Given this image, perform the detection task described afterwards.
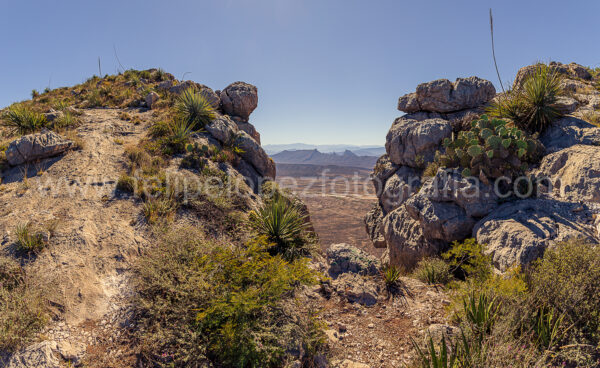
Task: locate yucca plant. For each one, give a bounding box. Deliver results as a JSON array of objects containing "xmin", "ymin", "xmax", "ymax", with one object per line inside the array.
[
  {"xmin": 1, "ymin": 105, "xmax": 47, "ymax": 135},
  {"xmin": 533, "ymin": 306, "xmax": 565, "ymax": 350},
  {"xmin": 411, "ymin": 334, "xmax": 458, "ymax": 368},
  {"xmin": 15, "ymin": 222, "xmax": 46, "ymax": 253},
  {"xmin": 248, "ymin": 193, "xmax": 309, "ymax": 261},
  {"xmin": 488, "ymin": 64, "xmax": 563, "ymax": 133},
  {"xmin": 463, "ymin": 292, "xmax": 499, "ymax": 337},
  {"xmin": 175, "ymin": 87, "xmax": 216, "ymax": 130}
]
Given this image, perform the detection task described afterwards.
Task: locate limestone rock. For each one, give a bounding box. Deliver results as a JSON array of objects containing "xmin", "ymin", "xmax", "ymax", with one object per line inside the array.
[
  {"xmin": 145, "ymin": 91, "xmax": 159, "ymax": 109},
  {"xmin": 514, "ymin": 62, "xmax": 593, "ymax": 89},
  {"xmin": 237, "ymin": 131, "xmax": 276, "ymax": 179},
  {"xmin": 385, "ymin": 117, "xmax": 452, "ymax": 167},
  {"xmin": 380, "ymin": 205, "xmax": 445, "ymax": 269},
  {"xmin": 427, "ymin": 324, "xmax": 462, "ymax": 342},
  {"xmin": 379, "ymin": 166, "xmax": 420, "ymax": 213},
  {"xmin": 536, "ymin": 145, "xmax": 600, "ymax": 203},
  {"xmin": 331, "ymin": 273, "xmax": 380, "ymax": 306},
  {"xmin": 4, "ymin": 341, "xmax": 60, "ymax": 368},
  {"xmin": 56, "ymin": 341, "xmax": 86, "ymax": 365},
  {"xmin": 555, "ymin": 96, "xmax": 579, "ymax": 114},
  {"xmin": 405, "ymin": 194, "xmax": 475, "ymax": 242},
  {"xmin": 540, "ymin": 116, "xmax": 600, "ymax": 153},
  {"xmin": 6, "ymin": 130, "xmax": 73, "ymax": 166},
  {"xmin": 364, "ymin": 203, "xmax": 387, "ymax": 248},
  {"xmin": 473, "ymin": 199, "xmax": 597, "ymax": 271},
  {"xmin": 205, "ymin": 114, "xmax": 238, "ymax": 144},
  {"xmin": 220, "ymin": 82, "xmax": 258, "ymax": 121},
  {"xmin": 398, "ymin": 77, "xmax": 495, "ymax": 113},
  {"xmin": 236, "ymin": 121, "xmax": 261, "ymax": 144},
  {"xmin": 326, "ymin": 243, "xmax": 380, "ymax": 278},
  {"xmin": 370, "ymin": 154, "xmax": 400, "ymax": 197}
]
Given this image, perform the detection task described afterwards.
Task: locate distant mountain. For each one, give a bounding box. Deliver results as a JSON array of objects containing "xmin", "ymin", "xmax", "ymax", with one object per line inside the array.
[
  {"xmin": 264, "ymin": 143, "xmax": 385, "ymax": 156},
  {"xmin": 271, "ymin": 149, "xmax": 378, "ymax": 169}
]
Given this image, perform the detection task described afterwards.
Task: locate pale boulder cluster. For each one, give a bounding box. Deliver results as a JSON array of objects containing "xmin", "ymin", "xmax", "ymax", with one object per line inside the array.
[{"xmin": 366, "ymin": 63, "xmax": 600, "ymax": 271}]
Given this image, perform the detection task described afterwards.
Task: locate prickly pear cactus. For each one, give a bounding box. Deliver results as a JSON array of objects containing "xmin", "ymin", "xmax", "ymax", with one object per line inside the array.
[{"xmin": 436, "ymin": 115, "xmax": 544, "ymax": 179}]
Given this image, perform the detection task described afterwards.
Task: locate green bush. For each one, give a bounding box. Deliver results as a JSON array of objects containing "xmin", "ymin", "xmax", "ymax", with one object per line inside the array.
[
  {"xmin": 488, "ymin": 64, "xmax": 563, "ymax": 133},
  {"xmin": 436, "ymin": 115, "xmax": 543, "ymax": 180},
  {"xmin": 529, "ymin": 240, "xmax": 600, "ymax": 343},
  {"xmin": 249, "ymin": 192, "xmax": 311, "ymax": 261},
  {"xmin": 1, "ymin": 104, "xmax": 47, "ymax": 135},
  {"xmin": 133, "ymin": 229, "xmax": 323, "ymax": 367},
  {"xmin": 413, "ymin": 258, "xmax": 452, "ymax": 285},
  {"xmin": 442, "ymin": 238, "xmax": 492, "ymax": 281},
  {"xmin": 174, "ymin": 87, "xmax": 216, "ymax": 130}
]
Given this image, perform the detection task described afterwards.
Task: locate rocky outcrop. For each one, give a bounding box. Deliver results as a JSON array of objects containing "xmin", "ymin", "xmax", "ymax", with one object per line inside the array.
[
  {"xmin": 379, "ymin": 166, "xmax": 420, "ymax": 213},
  {"xmin": 3, "ymin": 341, "xmax": 60, "ymax": 368},
  {"xmin": 326, "ymin": 243, "xmax": 380, "ymax": 278},
  {"xmin": 385, "ymin": 117, "xmax": 452, "ymax": 167},
  {"xmin": 364, "ymin": 204, "xmax": 386, "ymax": 248},
  {"xmin": 536, "ymin": 145, "xmax": 600, "ymax": 203},
  {"xmin": 220, "ymin": 82, "xmax": 258, "ymax": 122},
  {"xmin": 331, "ymin": 273, "xmax": 380, "ymax": 306},
  {"xmin": 380, "ymin": 205, "xmax": 445, "ymax": 269},
  {"xmin": 513, "ymin": 62, "xmax": 592, "ymax": 89},
  {"xmin": 473, "ymin": 199, "xmax": 597, "ymax": 271},
  {"xmin": 397, "ymin": 77, "xmax": 495, "ymax": 113},
  {"xmin": 237, "ymin": 131, "xmax": 276, "ymax": 179},
  {"xmin": 540, "ymin": 117, "xmax": 600, "ymax": 153},
  {"xmin": 6, "ymin": 130, "xmax": 73, "ymax": 166},
  {"xmin": 236, "ymin": 121, "xmax": 261, "ymax": 144},
  {"xmin": 145, "ymin": 91, "xmax": 159, "ymax": 109}
]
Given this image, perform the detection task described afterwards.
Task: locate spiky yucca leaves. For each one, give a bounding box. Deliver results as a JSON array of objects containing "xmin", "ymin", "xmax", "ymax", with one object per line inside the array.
[
  {"xmin": 175, "ymin": 87, "xmax": 216, "ymax": 130},
  {"xmin": 1, "ymin": 104, "xmax": 47, "ymax": 135},
  {"xmin": 249, "ymin": 193, "xmax": 310, "ymax": 261},
  {"xmin": 488, "ymin": 64, "xmax": 563, "ymax": 133},
  {"xmin": 411, "ymin": 333, "xmax": 458, "ymax": 368}
]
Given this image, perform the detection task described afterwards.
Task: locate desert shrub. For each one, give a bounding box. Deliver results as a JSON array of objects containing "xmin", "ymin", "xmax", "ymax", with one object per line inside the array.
[
  {"xmin": 15, "ymin": 222, "xmax": 46, "ymax": 253},
  {"xmin": 142, "ymin": 196, "xmax": 176, "ymax": 224},
  {"xmin": 0, "ymin": 256, "xmax": 48, "ymax": 352},
  {"xmin": 116, "ymin": 174, "xmax": 135, "ymax": 193},
  {"xmin": 163, "ymin": 118, "xmax": 196, "ymax": 154},
  {"xmin": 488, "ymin": 64, "xmax": 563, "ymax": 133},
  {"xmin": 149, "ymin": 120, "xmax": 171, "ymax": 138},
  {"xmin": 442, "ymin": 238, "xmax": 492, "ymax": 281},
  {"xmin": 411, "ymin": 333, "xmax": 457, "ymax": 368},
  {"xmin": 249, "ymin": 192, "xmax": 311, "ymax": 261},
  {"xmin": 435, "ymin": 115, "xmax": 544, "ymax": 180},
  {"xmin": 52, "ymin": 111, "xmax": 79, "ymax": 130},
  {"xmin": 413, "ymin": 258, "xmax": 452, "ymax": 285},
  {"xmin": 175, "ymin": 87, "xmax": 216, "ymax": 130},
  {"xmin": 1, "ymin": 104, "xmax": 47, "ymax": 135},
  {"xmin": 31, "ymin": 89, "xmax": 39, "ymax": 98},
  {"xmin": 529, "ymin": 239, "xmax": 600, "ymax": 343},
  {"xmin": 133, "ymin": 229, "xmax": 323, "ymax": 367}
]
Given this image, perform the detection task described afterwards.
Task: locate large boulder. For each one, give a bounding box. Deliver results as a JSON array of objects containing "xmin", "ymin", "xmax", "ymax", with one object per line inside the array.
[
  {"xmin": 418, "ymin": 169, "xmax": 498, "ymax": 218},
  {"xmin": 385, "ymin": 118, "xmax": 452, "ymax": 167},
  {"xmin": 379, "ymin": 166, "xmax": 420, "ymax": 213},
  {"xmin": 539, "ymin": 117, "xmax": 600, "ymax": 153},
  {"xmin": 236, "ymin": 121, "xmax": 261, "ymax": 144},
  {"xmin": 3, "ymin": 340, "xmax": 60, "ymax": 368},
  {"xmin": 6, "ymin": 130, "xmax": 73, "ymax": 166},
  {"xmin": 220, "ymin": 82, "xmax": 258, "ymax": 122},
  {"xmin": 237, "ymin": 131, "xmax": 276, "ymax": 179},
  {"xmin": 331, "ymin": 273, "xmax": 380, "ymax": 306},
  {"xmin": 380, "ymin": 205, "xmax": 445, "ymax": 269},
  {"xmin": 326, "ymin": 243, "xmax": 380, "ymax": 278},
  {"xmin": 398, "ymin": 77, "xmax": 496, "ymax": 113},
  {"xmin": 405, "ymin": 194, "xmax": 475, "ymax": 242},
  {"xmin": 205, "ymin": 114, "xmax": 239, "ymax": 144},
  {"xmin": 473, "ymin": 199, "xmax": 597, "ymax": 271},
  {"xmin": 364, "ymin": 203, "xmax": 386, "ymax": 248},
  {"xmin": 513, "ymin": 62, "xmax": 592, "ymax": 89},
  {"xmin": 536, "ymin": 145, "xmax": 600, "ymax": 203}
]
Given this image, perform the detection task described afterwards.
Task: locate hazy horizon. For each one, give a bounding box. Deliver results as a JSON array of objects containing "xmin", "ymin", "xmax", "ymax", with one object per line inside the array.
[{"xmin": 2, "ymin": 0, "xmax": 599, "ymax": 145}]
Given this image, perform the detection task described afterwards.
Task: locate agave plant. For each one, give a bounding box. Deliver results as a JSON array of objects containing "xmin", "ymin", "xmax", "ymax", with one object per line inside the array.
[
  {"xmin": 488, "ymin": 64, "xmax": 563, "ymax": 133},
  {"xmin": 411, "ymin": 333, "xmax": 458, "ymax": 368},
  {"xmin": 175, "ymin": 87, "xmax": 216, "ymax": 130},
  {"xmin": 463, "ymin": 292, "xmax": 499, "ymax": 337},
  {"xmin": 533, "ymin": 306, "xmax": 565, "ymax": 350},
  {"xmin": 1, "ymin": 104, "xmax": 47, "ymax": 135},
  {"xmin": 248, "ymin": 193, "xmax": 309, "ymax": 261}
]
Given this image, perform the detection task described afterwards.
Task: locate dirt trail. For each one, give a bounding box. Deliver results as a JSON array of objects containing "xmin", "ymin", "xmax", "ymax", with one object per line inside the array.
[{"xmin": 0, "ymin": 109, "xmax": 150, "ymax": 361}]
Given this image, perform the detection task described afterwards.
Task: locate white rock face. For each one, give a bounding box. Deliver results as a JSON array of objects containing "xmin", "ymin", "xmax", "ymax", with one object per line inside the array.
[{"xmin": 5, "ymin": 130, "xmax": 73, "ymax": 166}]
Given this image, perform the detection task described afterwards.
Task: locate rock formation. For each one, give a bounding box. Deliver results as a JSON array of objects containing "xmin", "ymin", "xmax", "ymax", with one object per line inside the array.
[{"xmin": 366, "ymin": 63, "xmax": 600, "ymax": 271}]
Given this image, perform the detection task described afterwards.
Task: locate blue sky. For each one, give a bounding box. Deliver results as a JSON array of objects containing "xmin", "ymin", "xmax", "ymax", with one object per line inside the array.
[{"xmin": 1, "ymin": 1, "xmax": 599, "ymax": 145}]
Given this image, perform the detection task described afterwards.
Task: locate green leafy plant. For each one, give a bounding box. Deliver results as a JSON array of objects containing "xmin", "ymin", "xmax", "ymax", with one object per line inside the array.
[
  {"xmin": 413, "ymin": 258, "xmax": 452, "ymax": 285},
  {"xmin": 488, "ymin": 64, "xmax": 563, "ymax": 133},
  {"xmin": 442, "ymin": 238, "xmax": 492, "ymax": 281},
  {"xmin": 174, "ymin": 87, "xmax": 216, "ymax": 130},
  {"xmin": 436, "ymin": 115, "xmax": 543, "ymax": 181},
  {"xmin": 533, "ymin": 306, "xmax": 565, "ymax": 350},
  {"xmin": 463, "ymin": 292, "xmax": 499, "ymax": 336},
  {"xmin": 165, "ymin": 118, "xmax": 196, "ymax": 154},
  {"xmin": 248, "ymin": 193, "xmax": 310, "ymax": 261},
  {"xmin": 1, "ymin": 104, "xmax": 47, "ymax": 135},
  {"xmin": 14, "ymin": 222, "xmax": 46, "ymax": 253},
  {"xmin": 52, "ymin": 111, "xmax": 79, "ymax": 130},
  {"xmin": 411, "ymin": 334, "xmax": 457, "ymax": 368}
]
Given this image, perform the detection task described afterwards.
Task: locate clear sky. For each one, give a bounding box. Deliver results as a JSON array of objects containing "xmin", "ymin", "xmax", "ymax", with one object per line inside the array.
[{"xmin": 1, "ymin": 1, "xmax": 599, "ymax": 145}]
